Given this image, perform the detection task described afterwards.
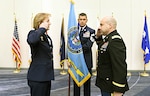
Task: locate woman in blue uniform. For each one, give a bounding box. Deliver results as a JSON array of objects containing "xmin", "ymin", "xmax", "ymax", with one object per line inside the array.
[{"xmin": 27, "ymin": 13, "xmax": 54, "ymax": 96}]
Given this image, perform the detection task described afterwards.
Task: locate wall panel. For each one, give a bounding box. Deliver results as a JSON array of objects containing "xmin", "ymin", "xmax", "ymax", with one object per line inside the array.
[{"xmin": 0, "ymin": 0, "xmax": 150, "ymax": 70}]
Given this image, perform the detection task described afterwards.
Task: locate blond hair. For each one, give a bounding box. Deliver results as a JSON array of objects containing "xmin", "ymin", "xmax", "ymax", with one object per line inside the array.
[{"xmin": 33, "ymin": 13, "xmax": 51, "ymax": 30}]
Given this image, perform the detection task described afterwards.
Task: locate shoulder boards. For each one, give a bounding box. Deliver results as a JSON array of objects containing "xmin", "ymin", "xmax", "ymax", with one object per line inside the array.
[{"xmin": 112, "ymin": 35, "xmax": 122, "ymax": 39}]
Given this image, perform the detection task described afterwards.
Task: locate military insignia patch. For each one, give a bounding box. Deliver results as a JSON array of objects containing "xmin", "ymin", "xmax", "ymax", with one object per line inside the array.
[
  {"xmin": 83, "ymin": 31, "xmax": 90, "ymax": 38},
  {"xmin": 102, "ymin": 42, "xmax": 109, "ymax": 49},
  {"xmin": 68, "ymin": 26, "xmax": 82, "ymax": 53},
  {"xmin": 40, "ymin": 36, "xmax": 44, "ymax": 41},
  {"xmin": 100, "ymin": 42, "xmax": 109, "ymax": 52}
]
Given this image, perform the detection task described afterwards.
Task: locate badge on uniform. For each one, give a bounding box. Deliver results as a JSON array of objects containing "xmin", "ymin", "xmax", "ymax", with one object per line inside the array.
[
  {"xmin": 100, "ymin": 42, "xmax": 109, "ymax": 52},
  {"xmin": 83, "ymin": 31, "xmax": 90, "ymax": 38},
  {"xmin": 102, "ymin": 42, "xmax": 109, "ymax": 49},
  {"xmin": 40, "ymin": 36, "xmax": 44, "ymax": 41}
]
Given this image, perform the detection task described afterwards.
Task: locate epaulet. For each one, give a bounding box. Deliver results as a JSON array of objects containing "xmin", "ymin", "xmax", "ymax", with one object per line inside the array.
[{"xmin": 112, "ymin": 35, "xmax": 122, "ymax": 39}]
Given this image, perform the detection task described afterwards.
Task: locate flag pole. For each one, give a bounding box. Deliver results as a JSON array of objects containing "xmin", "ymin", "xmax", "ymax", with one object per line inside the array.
[
  {"xmin": 28, "ymin": 13, "xmax": 34, "ymax": 65},
  {"xmin": 70, "ymin": 0, "xmax": 74, "ymax": 4},
  {"xmin": 93, "ymin": 16, "xmax": 99, "ymax": 76},
  {"xmin": 112, "ymin": 12, "xmax": 114, "ymax": 17},
  {"xmin": 60, "ymin": 60, "xmax": 67, "ymax": 75},
  {"xmin": 13, "ymin": 61, "xmax": 20, "ymax": 73},
  {"xmin": 67, "ymin": 1, "xmax": 74, "ymax": 95},
  {"xmin": 127, "ymin": 72, "xmax": 131, "ymax": 76},
  {"xmin": 60, "ymin": 14, "xmax": 67, "ymax": 75},
  {"xmin": 140, "ymin": 64, "xmax": 149, "ymax": 76},
  {"xmin": 92, "ymin": 50, "xmax": 98, "ymax": 76},
  {"xmin": 140, "ymin": 10, "xmax": 149, "ymax": 77},
  {"xmin": 68, "ymin": 72, "xmax": 71, "ymax": 96},
  {"xmin": 13, "ymin": 13, "xmax": 20, "ymax": 73},
  {"xmin": 66, "ymin": 59, "xmax": 71, "ymax": 96}
]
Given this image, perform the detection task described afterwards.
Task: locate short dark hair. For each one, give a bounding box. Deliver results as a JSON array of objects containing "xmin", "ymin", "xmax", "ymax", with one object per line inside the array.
[{"xmin": 79, "ymin": 13, "xmax": 87, "ymax": 17}]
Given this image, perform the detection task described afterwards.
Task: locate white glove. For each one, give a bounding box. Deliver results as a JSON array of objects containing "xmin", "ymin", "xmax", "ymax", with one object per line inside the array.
[{"xmin": 90, "ymin": 34, "xmax": 95, "ymax": 42}]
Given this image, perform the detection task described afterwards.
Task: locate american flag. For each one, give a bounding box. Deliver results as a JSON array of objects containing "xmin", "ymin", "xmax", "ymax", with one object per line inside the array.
[{"xmin": 12, "ymin": 19, "xmax": 21, "ymax": 69}]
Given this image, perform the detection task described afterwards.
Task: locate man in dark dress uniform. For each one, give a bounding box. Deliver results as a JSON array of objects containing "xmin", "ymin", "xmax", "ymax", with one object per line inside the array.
[{"xmin": 95, "ymin": 16, "xmax": 129, "ymax": 96}]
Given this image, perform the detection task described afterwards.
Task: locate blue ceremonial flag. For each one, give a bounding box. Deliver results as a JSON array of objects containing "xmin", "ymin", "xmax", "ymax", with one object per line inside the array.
[
  {"xmin": 142, "ymin": 15, "xmax": 150, "ymax": 64},
  {"xmin": 60, "ymin": 16, "xmax": 66, "ymax": 68},
  {"xmin": 67, "ymin": 1, "xmax": 91, "ymax": 87}
]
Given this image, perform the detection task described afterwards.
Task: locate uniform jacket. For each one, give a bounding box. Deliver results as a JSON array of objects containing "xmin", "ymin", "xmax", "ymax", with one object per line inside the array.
[
  {"xmin": 95, "ymin": 30, "xmax": 129, "ymax": 93},
  {"xmin": 79, "ymin": 26, "xmax": 95, "ymax": 69},
  {"xmin": 27, "ymin": 28, "xmax": 54, "ymax": 81}
]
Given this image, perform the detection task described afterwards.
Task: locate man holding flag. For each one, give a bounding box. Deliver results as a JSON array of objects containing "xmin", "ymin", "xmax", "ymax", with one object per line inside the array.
[{"xmin": 67, "ymin": 1, "xmax": 95, "ymax": 96}]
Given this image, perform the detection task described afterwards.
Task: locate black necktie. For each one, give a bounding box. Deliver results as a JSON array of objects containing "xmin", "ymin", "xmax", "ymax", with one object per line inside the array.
[
  {"xmin": 79, "ymin": 27, "xmax": 83, "ymax": 37},
  {"xmin": 81, "ymin": 27, "xmax": 84, "ymax": 32}
]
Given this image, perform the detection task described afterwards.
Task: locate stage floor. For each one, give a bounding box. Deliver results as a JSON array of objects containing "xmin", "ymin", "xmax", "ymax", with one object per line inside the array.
[{"xmin": 0, "ymin": 69, "xmax": 150, "ymax": 96}]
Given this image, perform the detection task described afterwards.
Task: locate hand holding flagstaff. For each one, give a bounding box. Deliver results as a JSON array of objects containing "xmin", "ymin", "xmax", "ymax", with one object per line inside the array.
[{"xmin": 66, "ymin": 59, "xmax": 71, "ymax": 68}]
